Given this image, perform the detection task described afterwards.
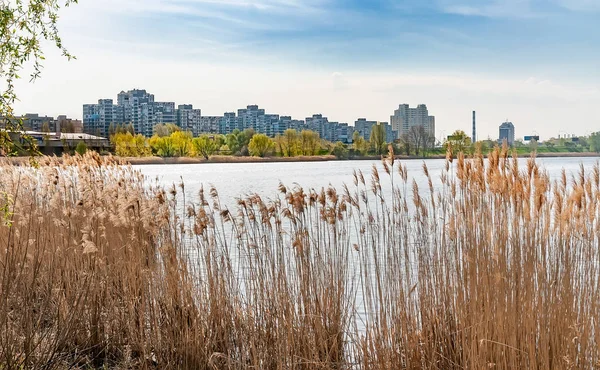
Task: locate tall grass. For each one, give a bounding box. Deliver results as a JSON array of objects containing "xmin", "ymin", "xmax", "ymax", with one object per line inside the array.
[{"xmin": 0, "ymin": 148, "xmax": 598, "ymax": 369}]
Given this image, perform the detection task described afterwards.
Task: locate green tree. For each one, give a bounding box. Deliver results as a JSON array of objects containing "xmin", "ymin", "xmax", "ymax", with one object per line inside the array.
[
  {"xmin": 193, "ymin": 135, "xmax": 218, "ymax": 159},
  {"xmin": 0, "ymin": 0, "xmax": 77, "ymax": 155},
  {"xmin": 276, "ymin": 128, "xmax": 299, "ymax": 157},
  {"xmin": 75, "ymin": 141, "xmax": 88, "ymax": 156},
  {"xmin": 589, "ymin": 132, "xmax": 600, "ymax": 153},
  {"xmin": 248, "ymin": 134, "xmax": 274, "ymax": 157},
  {"xmin": 370, "ymin": 124, "xmax": 387, "ymax": 155},
  {"xmin": 444, "ymin": 130, "xmax": 472, "ymax": 153},
  {"xmin": 149, "ymin": 136, "xmax": 176, "ymax": 157},
  {"xmin": 300, "ymin": 130, "xmax": 320, "ymax": 156},
  {"xmin": 331, "ymin": 141, "xmax": 348, "ymax": 159},
  {"xmin": 226, "ymin": 128, "xmax": 255, "ymax": 156},
  {"xmin": 352, "ymin": 131, "xmax": 368, "ymax": 156}
]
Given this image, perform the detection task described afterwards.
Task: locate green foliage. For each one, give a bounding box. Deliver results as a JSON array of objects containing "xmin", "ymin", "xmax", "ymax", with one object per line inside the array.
[
  {"xmin": 149, "ymin": 136, "xmax": 176, "ymax": 157},
  {"xmin": 248, "ymin": 134, "xmax": 274, "ymax": 157},
  {"xmin": 75, "ymin": 141, "xmax": 88, "ymax": 156},
  {"xmin": 275, "ymin": 129, "xmax": 299, "ymax": 157},
  {"xmin": 590, "ymin": 132, "xmax": 600, "ymax": 153},
  {"xmin": 300, "ymin": 130, "xmax": 320, "ymax": 156},
  {"xmin": 192, "ymin": 135, "xmax": 218, "ymax": 159},
  {"xmin": 370, "ymin": 124, "xmax": 387, "ymax": 155},
  {"xmin": 352, "ymin": 131, "xmax": 368, "ymax": 156},
  {"xmin": 444, "ymin": 130, "xmax": 472, "ymax": 153},
  {"xmin": 332, "ymin": 141, "xmax": 349, "ymax": 159},
  {"xmin": 0, "ymin": 0, "xmax": 78, "ymax": 155},
  {"xmin": 0, "ymin": 192, "xmax": 14, "ymax": 227},
  {"xmin": 226, "ymin": 128, "xmax": 255, "ymax": 155}
]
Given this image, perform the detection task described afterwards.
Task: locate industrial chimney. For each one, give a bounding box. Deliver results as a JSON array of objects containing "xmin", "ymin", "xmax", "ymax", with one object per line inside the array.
[{"xmin": 472, "ymin": 111, "xmax": 476, "ymax": 143}]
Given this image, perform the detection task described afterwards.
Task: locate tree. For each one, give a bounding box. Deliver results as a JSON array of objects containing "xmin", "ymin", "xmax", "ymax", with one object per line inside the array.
[
  {"xmin": 226, "ymin": 128, "xmax": 255, "ymax": 156},
  {"xmin": 444, "ymin": 130, "xmax": 472, "ymax": 153},
  {"xmin": 370, "ymin": 124, "xmax": 387, "ymax": 155},
  {"xmin": 75, "ymin": 141, "xmax": 88, "ymax": 156},
  {"xmin": 1, "ymin": 0, "xmax": 77, "ymax": 155},
  {"xmin": 589, "ymin": 132, "xmax": 600, "ymax": 153},
  {"xmin": 331, "ymin": 141, "xmax": 349, "ymax": 159},
  {"xmin": 529, "ymin": 139, "xmax": 538, "ymax": 152},
  {"xmin": 408, "ymin": 125, "xmax": 432, "ymax": 156},
  {"xmin": 154, "ymin": 123, "xmax": 180, "ymax": 137},
  {"xmin": 112, "ymin": 132, "xmax": 150, "ymax": 157},
  {"xmin": 277, "ymin": 129, "xmax": 299, "ymax": 157},
  {"xmin": 149, "ymin": 136, "xmax": 176, "ymax": 157},
  {"xmin": 170, "ymin": 131, "xmax": 192, "ymax": 157},
  {"xmin": 193, "ymin": 135, "xmax": 218, "ymax": 160},
  {"xmin": 248, "ymin": 134, "xmax": 274, "ymax": 157},
  {"xmin": 300, "ymin": 130, "xmax": 320, "ymax": 156},
  {"xmin": 352, "ymin": 131, "xmax": 368, "ymax": 156},
  {"xmin": 399, "ymin": 134, "xmax": 412, "ymax": 156}
]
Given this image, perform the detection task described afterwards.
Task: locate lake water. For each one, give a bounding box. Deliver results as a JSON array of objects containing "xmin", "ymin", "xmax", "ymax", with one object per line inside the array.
[{"xmin": 136, "ymin": 157, "xmax": 599, "ymax": 207}]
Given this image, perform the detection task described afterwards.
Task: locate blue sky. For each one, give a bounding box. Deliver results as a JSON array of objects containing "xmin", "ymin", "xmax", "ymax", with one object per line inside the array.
[{"xmin": 13, "ymin": 0, "xmax": 600, "ymax": 140}]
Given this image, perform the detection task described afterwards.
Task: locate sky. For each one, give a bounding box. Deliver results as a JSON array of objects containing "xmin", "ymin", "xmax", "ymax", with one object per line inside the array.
[{"xmin": 12, "ymin": 0, "xmax": 600, "ymax": 141}]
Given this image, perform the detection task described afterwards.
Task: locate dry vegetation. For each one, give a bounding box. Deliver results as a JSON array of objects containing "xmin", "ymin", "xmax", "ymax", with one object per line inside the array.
[{"xmin": 0, "ymin": 147, "xmax": 599, "ymax": 369}]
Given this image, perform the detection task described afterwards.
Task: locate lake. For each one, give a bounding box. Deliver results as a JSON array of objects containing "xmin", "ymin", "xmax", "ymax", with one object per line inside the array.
[{"xmin": 136, "ymin": 157, "xmax": 599, "ymax": 206}]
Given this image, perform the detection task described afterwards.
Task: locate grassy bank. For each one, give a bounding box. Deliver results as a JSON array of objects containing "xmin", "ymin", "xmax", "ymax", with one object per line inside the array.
[{"xmin": 1, "ymin": 150, "xmax": 599, "ymax": 368}]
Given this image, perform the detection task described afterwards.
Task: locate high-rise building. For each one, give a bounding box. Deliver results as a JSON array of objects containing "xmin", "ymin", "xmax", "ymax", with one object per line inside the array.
[
  {"xmin": 83, "ymin": 99, "xmax": 118, "ymax": 137},
  {"xmin": 306, "ymin": 114, "xmax": 329, "ymax": 138},
  {"xmin": 390, "ymin": 104, "xmax": 435, "ymax": 140},
  {"xmin": 219, "ymin": 112, "xmax": 237, "ymax": 135},
  {"xmin": 177, "ymin": 104, "xmax": 201, "ymax": 134},
  {"xmin": 198, "ymin": 116, "xmax": 224, "ymax": 135},
  {"xmin": 84, "ymin": 90, "xmax": 176, "ymax": 137},
  {"xmin": 499, "ymin": 121, "xmax": 515, "ymax": 146},
  {"xmin": 354, "ymin": 119, "xmax": 395, "ymax": 141}
]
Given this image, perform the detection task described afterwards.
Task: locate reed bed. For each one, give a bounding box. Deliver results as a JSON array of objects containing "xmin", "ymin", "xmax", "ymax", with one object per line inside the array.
[{"xmin": 0, "ymin": 148, "xmax": 598, "ymax": 369}]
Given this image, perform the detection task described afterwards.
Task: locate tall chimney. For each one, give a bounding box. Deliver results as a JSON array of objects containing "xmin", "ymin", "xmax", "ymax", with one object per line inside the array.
[{"xmin": 472, "ymin": 111, "xmax": 476, "ymax": 143}]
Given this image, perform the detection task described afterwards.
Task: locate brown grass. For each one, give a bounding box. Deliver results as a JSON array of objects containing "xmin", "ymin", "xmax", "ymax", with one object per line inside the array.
[{"xmin": 0, "ymin": 148, "xmax": 599, "ymax": 369}]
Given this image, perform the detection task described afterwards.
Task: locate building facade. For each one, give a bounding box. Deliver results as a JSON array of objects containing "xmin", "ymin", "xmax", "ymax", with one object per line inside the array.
[
  {"xmin": 84, "ymin": 89, "xmax": 176, "ymax": 137},
  {"xmin": 499, "ymin": 121, "xmax": 515, "ymax": 146},
  {"xmin": 390, "ymin": 104, "xmax": 435, "ymax": 140},
  {"xmin": 354, "ymin": 118, "xmax": 395, "ymax": 141}
]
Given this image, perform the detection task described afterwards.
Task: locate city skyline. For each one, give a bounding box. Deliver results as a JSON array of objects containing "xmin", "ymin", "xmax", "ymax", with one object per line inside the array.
[{"xmin": 11, "ymin": 0, "xmax": 599, "ymax": 141}]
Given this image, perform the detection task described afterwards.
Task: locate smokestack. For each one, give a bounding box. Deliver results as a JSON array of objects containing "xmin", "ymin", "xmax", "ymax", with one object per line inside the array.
[{"xmin": 472, "ymin": 111, "xmax": 476, "ymax": 143}]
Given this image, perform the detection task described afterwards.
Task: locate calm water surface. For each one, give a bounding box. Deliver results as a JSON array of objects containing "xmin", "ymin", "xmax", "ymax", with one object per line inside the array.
[{"xmin": 136, "ymin": 157, "xmax": 599, "ymax": 205}]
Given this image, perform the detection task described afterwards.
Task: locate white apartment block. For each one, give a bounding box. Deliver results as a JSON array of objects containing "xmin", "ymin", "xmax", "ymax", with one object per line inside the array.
[{"xmin": 390, "ymin": 104, "xmax": 435, "ymax": 140}]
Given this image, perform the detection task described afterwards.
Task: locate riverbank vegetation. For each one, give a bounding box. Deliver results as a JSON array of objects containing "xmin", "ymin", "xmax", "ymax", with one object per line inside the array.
[
  {"xmin": 108, "ymin": 124, "xmax": 600, "ymax": 162},
  {"xmin": 1, "ymin": 147, "xmax": 599, "ymax": 368}
]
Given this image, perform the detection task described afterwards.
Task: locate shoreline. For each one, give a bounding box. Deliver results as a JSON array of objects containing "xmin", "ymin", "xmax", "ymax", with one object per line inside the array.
[
  {"xmin": 3, "ymin": 151, "xmax": 599, "ymax": 166},
  {"xmin": 120, "ymin": 152, "xmax": 600, "ymax": 165}
]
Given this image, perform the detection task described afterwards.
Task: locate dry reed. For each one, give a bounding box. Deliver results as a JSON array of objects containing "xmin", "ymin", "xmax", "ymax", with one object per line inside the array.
[{"xmin": 0, "ymin": 148, "xmax": 598, "ymax": 369}]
